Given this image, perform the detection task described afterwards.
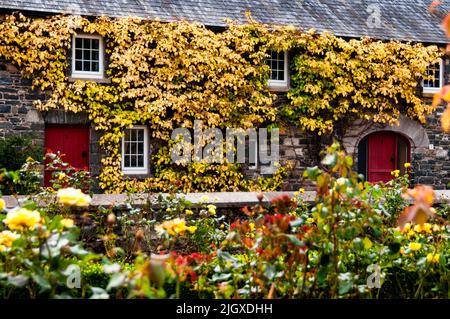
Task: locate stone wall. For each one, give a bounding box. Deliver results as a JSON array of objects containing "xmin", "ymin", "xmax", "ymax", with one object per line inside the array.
[
  {"xmin": 0, "ymin": 60, "xmax": 46, "ymax": 143},
  {"xmin": 2, "ymin": 57, "xmax": 450, "ymax": 192}
]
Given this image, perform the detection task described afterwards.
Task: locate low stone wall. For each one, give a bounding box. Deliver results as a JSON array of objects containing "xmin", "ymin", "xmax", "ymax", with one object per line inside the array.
[{"xmin": 3, "ymin": 190, "xmax": 450, "ymax": 210}]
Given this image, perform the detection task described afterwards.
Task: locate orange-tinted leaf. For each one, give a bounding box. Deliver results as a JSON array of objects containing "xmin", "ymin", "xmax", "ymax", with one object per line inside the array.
[
  {"xmin": 432, "ymin": 91, "xmax": 442, "ymax": 108},
  {"xmin": 429, "ymin": 0, "xmax": 443, "ymax": 13},
  {"xmin": 442, "ymin": 13, "xmax": 450, "ymax": 37},
  {"xmin": 442, "ymin": 85, "xmax": 450, "ymax": 102},
  {"xmin": 442, "ymin": 105, "xmax": 450, "ymax": 133}
]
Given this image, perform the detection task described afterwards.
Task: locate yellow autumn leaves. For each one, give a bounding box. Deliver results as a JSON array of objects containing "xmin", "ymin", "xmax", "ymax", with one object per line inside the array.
[{"xmin": 0, "ymin": 14, "xmax": 441, "ymax": 192}]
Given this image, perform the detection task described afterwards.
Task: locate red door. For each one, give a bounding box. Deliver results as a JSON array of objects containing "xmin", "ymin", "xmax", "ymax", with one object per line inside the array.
[
  {"xmin": 367, "ymin": 132, "xmax": 410, "ymax": 183},
  {"xmin": 44, "ymin": 126, "xmax": 90, "ymax": 186}
]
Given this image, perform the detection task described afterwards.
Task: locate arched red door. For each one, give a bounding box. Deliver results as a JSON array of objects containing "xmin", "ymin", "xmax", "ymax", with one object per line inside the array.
[{"xmin": 364, "ymin": 132, "xmax": 410, "ymax": 183}]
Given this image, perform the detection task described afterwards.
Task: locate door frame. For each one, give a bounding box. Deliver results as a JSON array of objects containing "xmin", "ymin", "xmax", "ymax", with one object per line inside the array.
[{"xmin": 359, "ymin": 131, "xmax": 411, "ymax": 183}]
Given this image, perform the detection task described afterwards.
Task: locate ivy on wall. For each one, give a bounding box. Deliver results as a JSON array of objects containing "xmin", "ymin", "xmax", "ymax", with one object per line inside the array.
[{"xmin": 0, "ymin": 13, "xmax": 440, "ymax": 193}]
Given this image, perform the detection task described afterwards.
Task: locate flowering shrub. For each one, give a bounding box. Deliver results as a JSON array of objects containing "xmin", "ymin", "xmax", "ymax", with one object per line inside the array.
[{"xmin": 0, "ymin": 144, "xmax": 448, "ymax": 299}]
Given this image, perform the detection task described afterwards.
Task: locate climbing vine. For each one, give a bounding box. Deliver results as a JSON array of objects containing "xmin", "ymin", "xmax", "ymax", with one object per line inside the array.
[
  {"xmin": 0, "ymin": 13, "xmax": 440, "ymax": 193},
  {"xmin": 283, "ymin": 33, "xmax": 442, "ymax": 135}
]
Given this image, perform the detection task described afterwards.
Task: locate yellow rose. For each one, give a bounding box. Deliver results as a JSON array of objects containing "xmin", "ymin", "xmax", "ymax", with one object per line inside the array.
[
  {"xmin": 57, "ymin": 188, "xmax": 92, "ymax": 207},
  {"xmin": 0, "ymin": 198, "xmax": 5, "ymax": 211},
  {"xmin": 408, "ymin": 242, "xmax": 422, "ymax": 252},
  {"xmin": 186, "ymin": 226, "xmax": 197, "ymax": 234},
  {"xmin": 426, "ymin": 253, "xmax": 440, "ymax": 264},
  {"xmin": 4, "ymin": 208, "xmax": 41, "ymax": 231},
  {"xmin": 61, "ymin": 218, "xmax": 75, "ymax": 228},
  {"xmin": 307, "ymin": 217, "xmax": 314, "ymax": 223},
  {"xmin": 0, "ymin": 230, "xmax": 20, "ymax": 248},
  {"xmin": 207, "ymin": 204, "xmax": 216, "ymax": 216},
  {"xmin": 185, "ymin": 209, "xmax": 194, "ymax": 215},
  {"xmin": 404, "ymin": 162, "xmax": 411, "ymax": 168}
]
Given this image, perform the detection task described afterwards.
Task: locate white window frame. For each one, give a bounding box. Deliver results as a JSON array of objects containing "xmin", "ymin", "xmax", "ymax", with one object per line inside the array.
[
  {"xmin": 267, "ymin": 51, "xmax": 289, "ymax": 90},
  {"xmin": 423, "ymin": 59, "xmax": 444, "ymax": 94},
  {"xmin": 121, "ymin": 125, "xmax": 149, "ymax": 175},
  {"xmin": 71, "ymin": 34, "xmax": 104, "ymax": 79}
]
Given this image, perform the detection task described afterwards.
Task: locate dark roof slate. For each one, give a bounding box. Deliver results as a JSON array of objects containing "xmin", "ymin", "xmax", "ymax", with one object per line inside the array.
[{"xmin": 0, "ymin": 0, "xmax": 449, "ymax": 43}]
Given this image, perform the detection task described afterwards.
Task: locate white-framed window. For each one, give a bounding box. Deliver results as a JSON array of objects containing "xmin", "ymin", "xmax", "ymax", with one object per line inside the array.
[
  {"xmin": 423, "ymin": 59, "xmax": 444, "ymax": 94},
  {"xmin": 267, "ymin": 51, "xmax": 289, "ymax": 89},
  {"xmin": 121, "ymin": 126, "xmax": 149, "ymax": 175},
  {"xmin": 71, "ymin": 34, "xmax": 104, "ymax": 79}
]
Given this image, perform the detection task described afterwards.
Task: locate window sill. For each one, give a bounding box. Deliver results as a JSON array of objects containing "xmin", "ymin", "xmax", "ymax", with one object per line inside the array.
[
  {"xmin": 268, "ymin": 86, "xmax": 290, "ymax": 93},
  {"xmin": 68, "ymin": 76, "xmax": 111, "ymax": 84}
]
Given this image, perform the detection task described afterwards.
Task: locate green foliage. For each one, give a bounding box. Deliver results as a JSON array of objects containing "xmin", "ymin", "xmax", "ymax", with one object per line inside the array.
[{"xmin": 0, "ymin": 135, "xmax": 43, "ymax": 171}]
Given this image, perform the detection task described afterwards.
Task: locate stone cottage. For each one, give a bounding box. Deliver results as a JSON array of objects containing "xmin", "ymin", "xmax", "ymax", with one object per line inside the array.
[{"xmin": 0, "ymin": 0, "xmax": 450, "ymax": 191}]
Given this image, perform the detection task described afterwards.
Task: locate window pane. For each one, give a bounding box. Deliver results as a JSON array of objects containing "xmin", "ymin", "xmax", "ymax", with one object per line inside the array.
[
  {"xmin": 131, "ymin": 143, "xmax": 136, "ymax": 154},
  {"xmin": 138, "ymin": 142, "xmax": 143, "ymax": 153},
  {"xmin": 75, "ymin": 49, "xmax": 82, "ymax": 60},
  {"xmin": 124, "ymin": 155, "xmax": 130, "ymax": 167},
  {"xmin": 278, "ymin": 70, "xmax": 285, "ymax": 81},
  {"xmin": 75, "ymin": 37, "xmax": 82, "ymax": 48},
  {"xmin": 278, "ymin": 60, "xmax": 284, "ymax": 71},
  {"xmin": 137, "ymin": 129, "xmax": 144, "ymax": 140},
  {"xmin": 83, "ymin": 38, "xmax": 91, "ymax": 49},
  {"xmin": 92, "ymin": 39, "xmax": 99, "ymax": 50},
  {"xmin": 83, "ymin": 49, "xmax": 91, "ymax": 60},
  {"xmin": 130, "ymin": 156, "xmax": 137, "ymax": 167},
  {"xmin": 138, "ymin": 155, "xmax": 144, "ymax": 167},
  {"xmin": 92, "ymin": 62, "xmax": 99, "ymax": 72},
  {"xmin": 92, "ymin": 50, "xmax": 99, "ymax": 61},
  {"xmin": 75, "ymin": 60, "xmax": 82, "ymax": 71},
  {"xmin": 83, "ymin": 61, "xmax": 90, "ymax": 71},
  {"xmin": 125, "ymin": 141, "xmax": 130, "ymax": 154}
]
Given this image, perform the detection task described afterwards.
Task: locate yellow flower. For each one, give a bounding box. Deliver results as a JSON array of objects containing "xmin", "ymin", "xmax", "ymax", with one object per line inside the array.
[
  {"xmin": 61, "ymin": 218, "xmax": 75, "ymax": 228},
  {"xmin": 0, "ymin": 230, "xmax": 20, "ymax": 248},
  {"xmin": 185, "ymin": 209, "xmax": 193, "ymax": 215},
  {"xmin": 26, "ymin": 156, "xmax": 34, "ymax": 162},
  {"xmin": 390, "ymin": 170, "xmax": 400, "ymax": 178},
  {"xmin": 200, "ymin": 195, "xmax": 209, "ymax": 202},
  {"xmin": 155, "ymin": 218, "xmax": 196, "ymax": 237},
  {"xmin": 307, "ymin": 217, "xmax": 314, "ymax": 224},
  {"xmin": 294, "ymin": 191, "xmax": 299, "ymax": 197},
  {"xmin": 220, "ymin": 224, "xmax": 225, "ymax": 229},
  {"xmin": 58, "ymin": 172, "xmax": 66, "ymax": 180},
  {"xmin": 401, "ymin": 223, "xmax": 412, "ymax": 233},
  {"xmin": 4, "ymin": 208, "xmax": 41, "ymax": 231},
  {"xmin": 249, "ymin": 222, "xmax": 255, "ymax": 232},
  {"xmin": 57, "ymin": 188, "xmax": 92, "ymax": 207},
  {"xmin": 299, "ymin": 188, "xmax": 305, "ymax": 194},
  {"xmin": 186, "ymin": 226, "xmax": 197, "ymax": 234},
  {"xmin": 0, "ymin": 198, "xmax": 5, "ymax": 211},
  {"xmin": 404, "ymin": 162, "xmax": 411, "ymax": 168},
  {"xmin": 426, "ymin": 253, "xmax": 440, "ymax": 264},
  {"xmin": 414, "ymin": 223, "xmax": 432, "ymax": 234},
  {"xmin": 207, "ymin": 204, "xmax": 216, "ymax": 216},
  {"xmin": 432, "ymin": 224, "xmax": 441, "ymax": 232},
  {"xmin": 400, "ymin": 247, "xmax": 405, "ymax": 255},
  {"xmin": 408, "ymin": 242, "xmax": 422, "ymax": 252}
]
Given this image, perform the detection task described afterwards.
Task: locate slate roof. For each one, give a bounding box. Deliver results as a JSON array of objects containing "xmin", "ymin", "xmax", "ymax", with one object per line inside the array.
[{"xmin": 0, "ymin": 0, "xmax": 449, "ymax": 44}]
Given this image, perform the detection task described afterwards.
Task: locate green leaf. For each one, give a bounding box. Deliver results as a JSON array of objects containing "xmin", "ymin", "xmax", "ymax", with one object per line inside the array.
[
  {"xmin": 7, "ymin": 274, "xmax": 29, "ymax": 287},
  {"xmin": 363, "ymin": 237, "xmax": 373, "ymax": 250},
  {"xmin": 90, "ymin": 287, "xmax": 109, "ymax": 299},
  {"xmin": 321, "ymin": 154, "xmax": 337, "ymax": 167},
  {"xmin": 31, "ymin": 274, "xmax": 51, "ymax": 291},
  {"xmin": 338, "ymin": 272, "xmax": 354, "ymax": 295},
  {"xmin": 106, "ymin": 273, "xmax": 126, "ymax": 291},
  {"xmin": 285, "ymin": 234, "xmax": 305, "ymax": 247}
]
